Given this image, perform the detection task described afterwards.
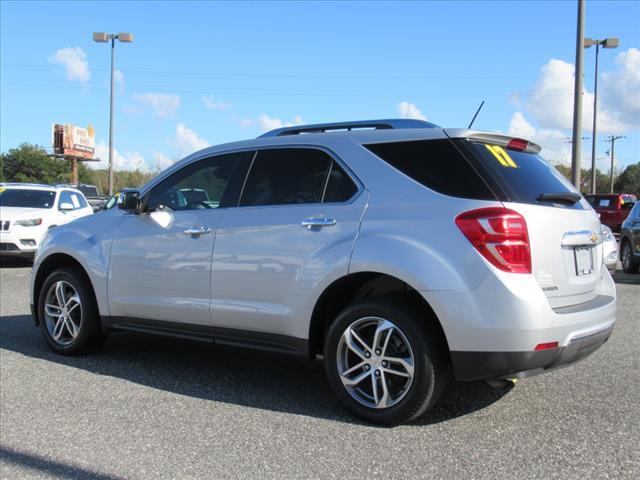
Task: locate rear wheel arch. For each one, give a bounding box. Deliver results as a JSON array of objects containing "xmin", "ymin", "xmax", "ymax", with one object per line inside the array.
[
  {"xmin": 33, "ymin": 254, "xmax": 98, "ymax": 326},
  {"xmin": 308, "ymin": 272, "xmax": 451, "ymax": 362}
]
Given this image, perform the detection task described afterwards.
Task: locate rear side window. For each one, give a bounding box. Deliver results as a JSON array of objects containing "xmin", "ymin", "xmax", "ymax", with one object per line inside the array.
[
  {"xmin": 324, "ymin": 162, "xmax": 358, "ymax": 203},
  {"xmin": 240, "ymin": 149, "xmax": 332, "ymax": 206},
  {"xmin": 465, "ymin": 142, "xmax": 587, "ymax": 209},
  {"xmin": 364, "ymin": 139, "xmax": 495, "ymax": 200}
]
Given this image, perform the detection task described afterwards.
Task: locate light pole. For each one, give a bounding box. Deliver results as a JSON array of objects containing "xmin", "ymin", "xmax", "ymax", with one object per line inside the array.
[
  {"xmin": 570, "ymin": 0, "xmax": 586, "ymax": 190},
  {"xmin": 584, "ymin": 37, "xmax": 619, "ymax": 194},
  {"xmin": 93, "ymin": 32, "xmax": 133, "ymax": 195}
]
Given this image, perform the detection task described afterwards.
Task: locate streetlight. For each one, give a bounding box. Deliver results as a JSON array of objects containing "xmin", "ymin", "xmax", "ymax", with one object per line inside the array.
[
  {"xmin": 93, "ymin": 32, "xmax": 134, "ymax": 195},
  {"xmin": 584, "ymin": 37, "xmax": 619, "ymax": 194}
]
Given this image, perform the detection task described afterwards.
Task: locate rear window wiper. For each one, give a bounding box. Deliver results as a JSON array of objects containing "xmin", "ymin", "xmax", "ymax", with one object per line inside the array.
[{"xmin": 536, "ymin": 192, "xmax": 582, "ymax": 205}]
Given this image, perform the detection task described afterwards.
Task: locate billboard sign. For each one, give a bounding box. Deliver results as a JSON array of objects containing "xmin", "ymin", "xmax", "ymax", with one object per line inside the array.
[{"xmin": 53, "ymin": 123, "xmax": 95, "ymax": 159}]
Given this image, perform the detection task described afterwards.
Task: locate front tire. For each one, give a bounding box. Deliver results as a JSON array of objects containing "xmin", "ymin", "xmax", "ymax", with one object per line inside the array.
[
  {"xmin": 38, "ymin": 267, "xmax": 106, "ymax": 355},
  {"xmin": 324, "ymin": 298, "xmax": 448, "ymax": 425},
  {"xmin": 621, "ymin": 240, "xmax": 639, "ymax": 274}
]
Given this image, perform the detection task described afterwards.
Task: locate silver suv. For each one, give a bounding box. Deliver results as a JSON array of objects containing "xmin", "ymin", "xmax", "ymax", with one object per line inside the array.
[{"xmin": 30, "ymin": 119, "xmax": 616, "ymax": 425}]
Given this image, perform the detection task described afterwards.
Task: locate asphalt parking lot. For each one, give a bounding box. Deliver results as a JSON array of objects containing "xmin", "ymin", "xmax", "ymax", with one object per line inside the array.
[{"xmin": 0, "ymin": 259, "xmax": 638, "ymax": 480}]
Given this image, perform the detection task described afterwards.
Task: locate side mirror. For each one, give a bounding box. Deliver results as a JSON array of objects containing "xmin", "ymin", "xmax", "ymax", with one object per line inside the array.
[
  {"xmin": 59, "ymin": 202, "xmax": 74, "ymax": 211},
  {"xmin": 622, "ymin": 202, "xmax": 634, "ymax": 210},
  {"xmin": 118, "ymin": 191, "xmax": 141, "ymax": 213}
]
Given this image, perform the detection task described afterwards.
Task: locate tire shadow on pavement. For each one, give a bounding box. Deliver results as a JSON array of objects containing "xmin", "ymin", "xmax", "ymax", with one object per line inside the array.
[{"xmin": 0, "ymin": 314, "xmax": 512, "ymax": 427}]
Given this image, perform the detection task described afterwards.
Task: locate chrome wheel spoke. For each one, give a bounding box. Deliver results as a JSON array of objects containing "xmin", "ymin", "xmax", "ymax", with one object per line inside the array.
[
  {"xmin": 341, "ymin": 368, "xmax": 371, "ymax": 386},
  {"xmin": 372, "ymin": 320, "xmax": 394, "ymax": 353},
  {"xmin": 66, "ymin": 295, "xmax": 81, "ymax": 314},
  {"xmin": 52, "ymin": 316, "xmax": 66, "ymax": 341},
  {"xmin": 343, "ymin": 328, "xmax": 370, "ymax": 360},
  {"xmin": 65, "ymin": 315, "xmax": 79, "ymax": 338},
  {"xmin": 45, "ymin": 303, "xmax": 62, "ymax": 317},
  {"xmin": 342, "ymin": 361, "xmax": 366, "ymax": 377},
  {"xmin": 383, "ymin": 356, "xmax": 414, "ymax": 377},
  {"xmin": 55, "ymin": 281, "xmax": 67, "ymax": 307}
]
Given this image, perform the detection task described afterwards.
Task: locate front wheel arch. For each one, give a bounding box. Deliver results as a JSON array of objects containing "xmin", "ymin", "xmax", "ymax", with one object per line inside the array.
[{"xmin": 33, "ymin": 253, "xmax": 99, "ymax": 327}]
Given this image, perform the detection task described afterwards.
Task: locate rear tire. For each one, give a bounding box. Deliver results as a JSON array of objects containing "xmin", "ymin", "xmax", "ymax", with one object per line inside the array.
[
  {"xmin": 621, "ymin": 240, "xmax": 639, "ymax": 274},
  {"xmin": 324, "ymin": 297, "xmax": 448, "ymax": 425},
  {"xmin": 38, "ymin": 267, "xmax": 106, "ymax": 355}
]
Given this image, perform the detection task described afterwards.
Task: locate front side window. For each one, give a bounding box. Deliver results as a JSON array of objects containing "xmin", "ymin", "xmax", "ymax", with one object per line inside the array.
[
  {"xmin": 240, "ymin": 149, "xmax": 333, "ymax": 207},
  {"xmin": 0, "ymin": 189, "xmax": 56, "ymax": 209},
  {"xmin": 145, "ymin": 152, "xmax": 241, "ymax": 211}
]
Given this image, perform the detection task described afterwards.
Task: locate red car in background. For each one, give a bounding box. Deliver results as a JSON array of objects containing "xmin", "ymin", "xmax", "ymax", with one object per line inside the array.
[{"xmin": 585, "ymin": 194, "xmax": 637, "ymax": 233}]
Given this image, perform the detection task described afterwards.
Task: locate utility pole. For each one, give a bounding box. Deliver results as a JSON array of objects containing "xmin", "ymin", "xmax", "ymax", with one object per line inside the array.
[
  {"xmin": 605, "ymin": 135, "xmax": 625, "ymax": 194},
  {"xmin": 570, "ymin": 0, "xmax": 586, "ymax": 189}
]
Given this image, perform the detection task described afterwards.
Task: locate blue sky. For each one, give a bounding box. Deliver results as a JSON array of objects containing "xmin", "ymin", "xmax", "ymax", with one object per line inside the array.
[{"xmin": 1, "ymin": 0, "xmax": 639, "ymax": 173}]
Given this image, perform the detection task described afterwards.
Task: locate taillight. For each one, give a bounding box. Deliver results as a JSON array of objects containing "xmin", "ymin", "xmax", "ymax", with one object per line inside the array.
[
  {"xmin": 455, "ymin": 207, "xmax": 531, "ymax": 274},
  {"xmin": 506, "ymin": 138, "xmax": 529, "ymax": 152}
]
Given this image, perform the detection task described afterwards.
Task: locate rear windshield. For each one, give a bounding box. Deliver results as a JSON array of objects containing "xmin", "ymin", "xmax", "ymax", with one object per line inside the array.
[
  {"xmin": 77, "ymin": 185, "xmax": 99, "ymax": 197},
  {"xmin": 364, "ymin": 139, "xmax": 495, "ymax": 200},
  {"xmin": 465, "ymin": 141, "xmax": 586, "ymax": 209},
  {"xmin": 0, "ymin": 189, "xmax": 56, "ymax": 208}
]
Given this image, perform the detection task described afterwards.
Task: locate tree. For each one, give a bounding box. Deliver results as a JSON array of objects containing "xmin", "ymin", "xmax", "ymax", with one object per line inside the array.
[
  {"xmin": 614, "ymin": 162, "xmax": 640, "ymax": 196},
  {"xmin": 1, "ymin": 143, "xmax": 71, "ymax": 184},
  {"xmin": 1, "ymin": 143, "xmax": 158, "ymax": 192}
]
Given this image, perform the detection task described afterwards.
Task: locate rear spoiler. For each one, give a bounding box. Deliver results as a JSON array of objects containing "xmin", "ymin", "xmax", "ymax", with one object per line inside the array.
[{"xmin": 444, "ymin": 129, "xmax": 541, "ymax": 154}]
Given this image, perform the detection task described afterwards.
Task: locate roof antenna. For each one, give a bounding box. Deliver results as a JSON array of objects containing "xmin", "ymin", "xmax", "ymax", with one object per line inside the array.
[{"xmin": 468, "ymin": 100, "xmax": 485, "ymax": 129}]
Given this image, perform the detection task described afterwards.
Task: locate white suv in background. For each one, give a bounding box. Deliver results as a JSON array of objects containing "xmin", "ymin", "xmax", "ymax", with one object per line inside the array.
[{"xmin": 0, "ymin": 183, "xmax": 93, "ymax": 258}]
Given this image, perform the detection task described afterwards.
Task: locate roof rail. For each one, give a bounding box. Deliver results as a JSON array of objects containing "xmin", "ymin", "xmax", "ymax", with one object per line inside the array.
[{"xmin": 258, "ymin": 118, "xmax": 439, "ymax": 138}]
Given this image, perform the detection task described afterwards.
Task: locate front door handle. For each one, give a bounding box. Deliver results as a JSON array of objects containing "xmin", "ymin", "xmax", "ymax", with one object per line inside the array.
[
  {"xmin": 301, "ymin": 217, "xmax": 336, "ymax": 229},
  {"xmin": 184, "ymin": 226, "xmax": 212, "ymax": 236}
]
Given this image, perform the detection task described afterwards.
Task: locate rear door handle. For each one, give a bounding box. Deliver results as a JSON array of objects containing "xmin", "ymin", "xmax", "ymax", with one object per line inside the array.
[
  {"xmin": 301, "ymin": 217, "xmax": 336, "ymax": 229},
  {"xmin": 184, "ymin": 226, "xmax": 212, "ymax": 236}
]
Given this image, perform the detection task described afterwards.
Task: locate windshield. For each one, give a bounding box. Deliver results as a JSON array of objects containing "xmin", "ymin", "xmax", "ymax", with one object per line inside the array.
[{"xmin": 0, "ymin": 189, "xmax": 57, "ymax": 209}]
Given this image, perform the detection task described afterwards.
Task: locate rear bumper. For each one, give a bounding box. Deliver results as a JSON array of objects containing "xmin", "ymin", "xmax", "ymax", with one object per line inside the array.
[{"xmin": 451, "ymin": 323, "xmax": 614, "ymax": 381}]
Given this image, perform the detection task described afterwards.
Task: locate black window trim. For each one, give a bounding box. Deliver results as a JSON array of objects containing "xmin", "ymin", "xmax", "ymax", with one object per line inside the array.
[{"xmin": 233, "ymin": 145, "xmax": 363, "ymax": 209}]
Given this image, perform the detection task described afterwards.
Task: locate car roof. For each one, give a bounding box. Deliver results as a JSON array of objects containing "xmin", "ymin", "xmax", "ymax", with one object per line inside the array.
[{"xmin": 0, "ymin": 183, "xmax": 85, "ymax": 194}]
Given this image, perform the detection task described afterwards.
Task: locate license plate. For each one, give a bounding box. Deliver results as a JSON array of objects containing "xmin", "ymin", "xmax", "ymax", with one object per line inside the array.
[{"xmin": 574, "ymin": 247, "xmax": 594, "ymax": 276}]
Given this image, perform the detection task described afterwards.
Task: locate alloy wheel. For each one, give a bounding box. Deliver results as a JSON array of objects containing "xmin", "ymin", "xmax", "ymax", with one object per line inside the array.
[
  {"xmin": 336, "ymin": 316, "xmax": 415, "ymax": 409},
  {"xmin": 43, "ymin": 280, "xmax": 82, "ymax": 346}
]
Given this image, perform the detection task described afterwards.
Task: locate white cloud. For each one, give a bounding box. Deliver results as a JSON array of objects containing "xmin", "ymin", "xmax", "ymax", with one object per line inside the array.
[
  {"xmin": 508, "ymin": 112, "xmax": 571, "ymax": 165},
  {"xmin": 154, "ymin": 152, "xmax": 177, "ymax": 171},
  {"xmin": 257, "ymin": 114, "xmax": 304, "ymax": 132},
  {"xmin": 93, "ymin": 140, "xmax": 151, "ymax": 172},
  {"xmin": 202, "ymin": 94, "xmax": 232, "ymax": 111},
  {"xmin": 48, "ymin": 47, "xmax": 90, "ymax": 82},
  {"xmin": 396, "ymin": 101, "xmax": 427, "ymax": 121},
  {"xmin": 114, "ymin": 70, "xmax": 125, "ymax": 93},
  {"xmin": 133, "ymin": 92, "xmax": 181, "ymax": 118},
  {"xmin": 600, "ymin": 48, "xmax": 640, "ymax": 132},
  {"xmin": 525, "ymin": 51, "xmax": 640, "ymax": 134},
  {"xmin": 174, "ymin": 123, "xmax": 209, "ymax": 156}
]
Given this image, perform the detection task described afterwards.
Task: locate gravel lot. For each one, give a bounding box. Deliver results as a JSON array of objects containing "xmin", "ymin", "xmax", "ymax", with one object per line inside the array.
[{"xmin": 1, "ymin": 258, "xmax": 639, "ymax": 479}]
